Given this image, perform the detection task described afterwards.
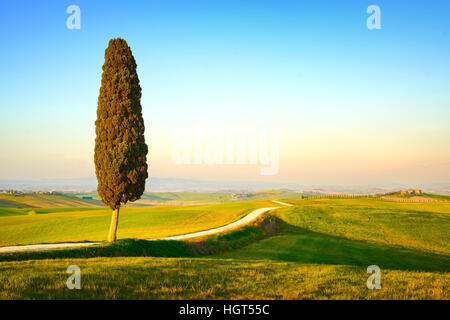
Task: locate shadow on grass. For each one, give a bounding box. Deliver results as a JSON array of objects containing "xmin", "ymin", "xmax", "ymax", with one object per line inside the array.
[
  {"xmin": 0, "ymin": 239, "xmax": 194, "ymax": 262},
  {"xmin": 0, "ymin": 217, "xmax": 280, "ymax": 262},
  {"xmin": 215, "ymin": 217, "xmax": 450, "ymax": 272},
  {"xmin": 0, "ymin": 215, "xmax": 449, "ymax": 272}
]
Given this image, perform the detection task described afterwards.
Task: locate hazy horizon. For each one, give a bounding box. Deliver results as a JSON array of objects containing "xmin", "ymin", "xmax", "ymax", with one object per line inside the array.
[{"xmin": 1, "ymin": 176, "xmax": 449, "ymax": 194}]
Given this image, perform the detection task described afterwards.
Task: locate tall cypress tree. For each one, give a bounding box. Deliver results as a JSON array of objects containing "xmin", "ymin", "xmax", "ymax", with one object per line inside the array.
[{"xmin": 95, "ymin": 38, "xmax": 148, "ymax": 242}]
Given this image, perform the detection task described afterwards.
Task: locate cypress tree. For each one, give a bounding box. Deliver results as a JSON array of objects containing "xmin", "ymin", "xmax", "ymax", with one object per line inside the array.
[{"xmin": 95, "ymin": 38, "xmax": 148, "ymax": 242}]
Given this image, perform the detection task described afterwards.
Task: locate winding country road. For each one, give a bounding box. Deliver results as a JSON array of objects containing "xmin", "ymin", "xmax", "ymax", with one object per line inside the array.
[
  {"xmin": 271, "ymin": 200, "xmax": 293, "ymax": 207},
  {"xmin": 0, "ymin": 200, "xmax": 292, "ymax": 253}
]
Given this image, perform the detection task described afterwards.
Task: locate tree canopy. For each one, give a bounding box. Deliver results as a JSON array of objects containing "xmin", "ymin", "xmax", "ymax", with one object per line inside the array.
[{"xmin": 95, "ymin": 38, "xmax": 148, "ymax": 211}]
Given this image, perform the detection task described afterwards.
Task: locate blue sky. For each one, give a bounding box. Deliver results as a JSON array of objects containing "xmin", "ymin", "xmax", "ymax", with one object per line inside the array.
[{"xmin": 0, "ymin": 0, "xmax": 449, "ymax": 185}]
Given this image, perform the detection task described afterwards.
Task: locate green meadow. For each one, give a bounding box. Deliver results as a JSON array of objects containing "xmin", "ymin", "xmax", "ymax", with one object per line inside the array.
[
  {"xmin": 0, "ymin": 201, "xmax": 271, "ymax": 246},
  {"xmin": 0, "ymin": 195, "xmax": 449, "ymax": 299},
  {"xmin": 67, "ymin": 190, "xmax": 312, "ymax": 204},
  {"xmin": 0, "ymin": 193, "xmax": 103, "ymax": 208}
]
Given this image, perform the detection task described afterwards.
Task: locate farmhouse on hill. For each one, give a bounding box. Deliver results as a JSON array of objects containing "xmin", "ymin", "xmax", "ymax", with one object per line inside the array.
[{"xmin": 400, "ymin": 189, "xmax": 422, "ymax": 196}]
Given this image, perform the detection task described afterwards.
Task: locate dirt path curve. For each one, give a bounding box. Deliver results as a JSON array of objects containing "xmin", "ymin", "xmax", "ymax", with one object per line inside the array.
[
  {"xmin": 150, "ymin": 206, "xmax": 280, "ymax": 241},
  {"xmin": 0, "ymin": 200, "xmax": 291, "ymax": 253},
  {"xmin": 271, "ymin": 200, "xmax": 293, "ymax": 207}
]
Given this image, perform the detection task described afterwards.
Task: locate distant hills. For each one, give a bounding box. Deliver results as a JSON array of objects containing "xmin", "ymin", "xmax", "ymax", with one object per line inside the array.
[
  {"xmin": 0, "ymin": 177, "xmax": 449, "ymax": 195},
  {"xmin": 53, "ymin": 190, "xmax": 316, "ymax": 205},
  {"xmin": 0, "ymin": 190, "xmax": 310, "ymax": 208},
  {"xmin": 1, "ymin": 189, "xmax": 449, "ymax": 209}
]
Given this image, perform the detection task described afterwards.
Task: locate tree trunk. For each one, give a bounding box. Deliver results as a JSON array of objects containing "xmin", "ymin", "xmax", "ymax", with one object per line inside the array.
[{"xmin": 108, "ymin": 207, "xmax": 119, "ymax": 242}]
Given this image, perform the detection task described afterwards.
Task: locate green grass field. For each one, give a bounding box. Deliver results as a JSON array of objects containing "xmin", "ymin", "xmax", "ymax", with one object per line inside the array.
[
  {"xmin": 0, "ymin": 193, "xmax": 103, "ymax": 208},
  {"xmin": 424, "ymin": 194, "xmax": 450, "ymax": 201},
  {"xmin": 1, "ymin": 257, "xmax": 447, "ymax": 300},
  {"xmin": 0, "ymin": 201, "xmax": 272, "ymax": 246},
  {"xmin": 66, "ymin": 190, "xmax": 315, "ymax": 204},
  {"xmin": 0, "ymin": 196, "xmax": 448, "ymax": 299}
]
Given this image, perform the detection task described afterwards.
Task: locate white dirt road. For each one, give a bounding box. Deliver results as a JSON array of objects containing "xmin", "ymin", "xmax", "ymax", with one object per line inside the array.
[
  {"xmin": 271, "ymin": 200, "xmax": 293, "ymax": 207},
  {"xmin": 0, "ymin": 242, "xmax": 100, "ymax": 253},
  {"xmin": 0, "ymin": 200, "xmax": 291, "ymax": 253}
]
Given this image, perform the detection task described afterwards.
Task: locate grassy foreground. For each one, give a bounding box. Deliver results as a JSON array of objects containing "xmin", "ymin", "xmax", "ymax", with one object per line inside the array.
[
  {"xmin": 1, "ymin": 257, "xmax": 447, "ymax": 300},
  {"xmin": 0, "ymin": 197, "xmax": 448, "ymax": 299}
]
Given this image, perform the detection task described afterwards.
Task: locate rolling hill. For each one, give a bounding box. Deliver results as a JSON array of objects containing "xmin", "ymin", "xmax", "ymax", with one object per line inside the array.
[
  {"xmin": 0, "ymin": 197, "xmax": 448, "ymax": 299},
  {"xmin": 0, "ymin": 193, "xmax": 103, "ymax": 208},
  {"xmin": 65, "ymin": 190, "xmax": 318, "ymax": 204}
]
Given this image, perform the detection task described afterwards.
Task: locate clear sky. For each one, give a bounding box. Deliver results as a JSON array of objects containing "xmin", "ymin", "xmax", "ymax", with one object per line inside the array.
[{"xmin": 0, "ymin": 0, "xmax": 449, "ymax": 186}]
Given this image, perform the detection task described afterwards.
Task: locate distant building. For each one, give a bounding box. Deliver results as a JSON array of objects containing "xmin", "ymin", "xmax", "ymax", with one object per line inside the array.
[{"xmin": 400, "ymin": 189, "xmax": 422, "ymax": 196}]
